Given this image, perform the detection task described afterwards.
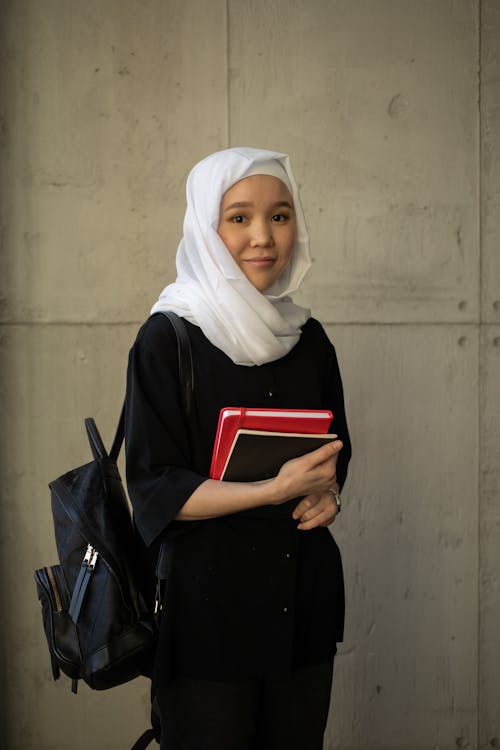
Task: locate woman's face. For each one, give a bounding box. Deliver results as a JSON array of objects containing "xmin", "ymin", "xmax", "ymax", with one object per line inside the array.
[{"xmin": 217, "ymin": 174, "xmax": 296, "ymax": 292}]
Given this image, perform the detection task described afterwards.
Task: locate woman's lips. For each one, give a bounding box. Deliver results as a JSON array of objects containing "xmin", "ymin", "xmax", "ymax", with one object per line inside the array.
[{"xmin": 244, "ymin": 257, "xmax": 276, "ymax": 266}]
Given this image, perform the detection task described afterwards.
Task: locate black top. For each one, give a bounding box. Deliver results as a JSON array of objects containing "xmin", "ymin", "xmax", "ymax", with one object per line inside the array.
[{"xmin": 125, "ymin": 313, "xmax": 351, "ymax": 684}]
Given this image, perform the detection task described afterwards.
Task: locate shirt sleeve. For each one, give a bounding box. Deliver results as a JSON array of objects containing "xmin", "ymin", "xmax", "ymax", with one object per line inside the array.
[
  {"xmin": 318, "ymin": 326, "xmax": 351, "ymax": 492},
  {"xmin": 125, "ymin": 315, "xmax": 207, "ymax": 547}
]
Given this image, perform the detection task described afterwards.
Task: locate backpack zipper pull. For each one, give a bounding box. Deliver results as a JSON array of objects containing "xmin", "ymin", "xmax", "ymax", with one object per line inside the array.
[{"xmin": 68, "ymin": 544, "xmax": 99, "ymax": 624}]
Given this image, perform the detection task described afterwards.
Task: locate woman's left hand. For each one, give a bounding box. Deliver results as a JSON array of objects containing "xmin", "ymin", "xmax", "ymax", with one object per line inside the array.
[{"xmin": 292, "ymin": 489, "xmax": 340, "ymax": 530}]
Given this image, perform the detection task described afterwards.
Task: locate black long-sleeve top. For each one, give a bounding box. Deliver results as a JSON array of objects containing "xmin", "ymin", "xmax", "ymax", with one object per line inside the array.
[{"xmin": 125, "ymin": 313, "xmax": 351, "ymax": 684}]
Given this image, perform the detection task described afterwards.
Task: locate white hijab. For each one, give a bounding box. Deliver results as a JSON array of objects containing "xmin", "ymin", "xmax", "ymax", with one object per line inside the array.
[{"xmin": 151, "ymin": 147, "xmax": 312, "ymax": 366}]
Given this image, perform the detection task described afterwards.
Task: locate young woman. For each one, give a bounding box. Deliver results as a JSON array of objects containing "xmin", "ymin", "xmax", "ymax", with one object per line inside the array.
[{"xmin": 125, "ymin": 147, "xmax": 351, "ymax": 750}]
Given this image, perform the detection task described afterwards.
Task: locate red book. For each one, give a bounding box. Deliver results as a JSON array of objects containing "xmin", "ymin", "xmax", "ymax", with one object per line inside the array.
[{"xmin": 209, "ymin": 407, "xmax": 333, "ymax": 480}]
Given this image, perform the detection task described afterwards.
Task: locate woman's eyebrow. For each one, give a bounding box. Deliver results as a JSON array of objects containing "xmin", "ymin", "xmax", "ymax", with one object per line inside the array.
[
  {"xmin": 223, "ymin": 200, "xmax": 294, "ymax": 213},
  {"xmin": 272, "ymin": 201, "xmax": 294, "ymax": 210},
  {"xmin": 223, "ymin": 201, "xmax": 253, "ymax": 211}
]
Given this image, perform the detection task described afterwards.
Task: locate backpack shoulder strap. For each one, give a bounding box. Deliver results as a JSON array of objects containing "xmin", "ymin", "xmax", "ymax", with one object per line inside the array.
[
  {"xmin": 158, "ymin": 311, "xmax": 195, "ymax": 418},
  {"xmin": 129, "ymin": 728, "xmax": 157, "ymax": 750},
  {"xmin": 109, "ymin": 312, "xmax": 194, "ymax": 462}
]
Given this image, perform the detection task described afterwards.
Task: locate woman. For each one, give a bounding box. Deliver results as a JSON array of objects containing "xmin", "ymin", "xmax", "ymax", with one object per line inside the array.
[{"xmin": 125, "ymin": 147, "xmax": 351, "ymax": 750}]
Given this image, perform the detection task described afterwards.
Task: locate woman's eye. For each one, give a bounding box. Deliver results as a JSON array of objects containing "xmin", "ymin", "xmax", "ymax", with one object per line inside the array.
[
  {"xmin": 272, "ymin": 214, "xmax": 288, "ymax": 222},
  {"xmin": 230, "ymin": 215, "xmax": 245, "ymax": 223}
]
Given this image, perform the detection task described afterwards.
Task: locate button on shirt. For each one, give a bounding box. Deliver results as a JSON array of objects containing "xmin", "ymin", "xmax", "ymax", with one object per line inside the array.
[{"xmin": 125, "ymin": 314, "xmax": 351, "ymax": 685}]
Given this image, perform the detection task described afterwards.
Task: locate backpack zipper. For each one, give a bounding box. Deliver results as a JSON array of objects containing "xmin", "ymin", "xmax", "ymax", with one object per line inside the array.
[
  {"xmin": 46, "ymin": 566, "xmax": 63, "ymax": 612},
  {"xmin": 68, "ymin": 544, "xmax": 98, "ymax": 624}
]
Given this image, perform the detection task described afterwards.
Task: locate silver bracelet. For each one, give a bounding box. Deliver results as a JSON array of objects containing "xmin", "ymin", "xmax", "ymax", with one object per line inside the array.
[{"xmin": 329, "ymin": 486, "xmax": 341, "ymax": 513}]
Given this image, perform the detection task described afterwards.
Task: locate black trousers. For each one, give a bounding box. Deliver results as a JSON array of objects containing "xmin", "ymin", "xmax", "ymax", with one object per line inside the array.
[{"xmin": 157, "ymin": 659, "xmax": 334, "ymax": 750}]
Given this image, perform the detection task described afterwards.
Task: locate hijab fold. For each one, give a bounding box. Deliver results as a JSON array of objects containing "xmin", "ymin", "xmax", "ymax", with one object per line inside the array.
[{"xmin": 151, "ymin": 147, "xmax": 311, "ymax": 366}]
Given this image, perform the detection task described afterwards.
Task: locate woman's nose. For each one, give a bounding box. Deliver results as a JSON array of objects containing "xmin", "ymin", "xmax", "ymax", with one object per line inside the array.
[{"xmin": 249, "ymin": 222, "xmax": 274, "ymax": 247}]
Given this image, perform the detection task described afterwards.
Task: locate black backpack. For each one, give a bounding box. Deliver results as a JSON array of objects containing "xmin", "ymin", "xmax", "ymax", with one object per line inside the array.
[
  {"xmin": 34, "ymin": 414, "xmax": 156, "ymax": 693},
  {"xmin": 34, "ymin": 311, "xmax": 193, "ymax": 749}
]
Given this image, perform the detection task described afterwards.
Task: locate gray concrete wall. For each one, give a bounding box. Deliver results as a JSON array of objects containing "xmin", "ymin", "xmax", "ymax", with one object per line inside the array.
[{"xmin": 0, "ymin": 1, "xmax": 498, "ymax": 748}]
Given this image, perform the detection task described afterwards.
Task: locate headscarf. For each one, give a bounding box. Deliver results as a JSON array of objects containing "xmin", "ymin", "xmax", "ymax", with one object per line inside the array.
[{"xmin": 151, "ymin": 146, "xmax": 312, "ymax": 366}]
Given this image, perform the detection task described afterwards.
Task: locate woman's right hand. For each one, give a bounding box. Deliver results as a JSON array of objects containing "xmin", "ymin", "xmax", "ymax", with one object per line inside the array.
[{"xmin": 269, "ymin": 440, "xmax": 343, "ymax": 505}]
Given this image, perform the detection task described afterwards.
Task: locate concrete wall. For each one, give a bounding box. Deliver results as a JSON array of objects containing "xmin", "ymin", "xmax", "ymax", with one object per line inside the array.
[{"xmin": 0, "ymin": 1, "xmax": 498, "ymax": 748}]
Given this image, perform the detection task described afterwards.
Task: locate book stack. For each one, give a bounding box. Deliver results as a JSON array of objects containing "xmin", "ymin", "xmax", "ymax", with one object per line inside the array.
[{"xmin": 210, "ymin": 407, "xmax": 336, "ymax": 482}]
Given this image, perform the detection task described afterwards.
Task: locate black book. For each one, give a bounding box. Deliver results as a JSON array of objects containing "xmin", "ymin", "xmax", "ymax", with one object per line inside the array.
[{"xmin": 220, "ymin": 429, "xmax": 338, "ymax": 482}]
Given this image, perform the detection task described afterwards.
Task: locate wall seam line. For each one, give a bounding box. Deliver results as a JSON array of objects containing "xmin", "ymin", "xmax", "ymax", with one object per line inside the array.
[
  {"xmin": 477, "ymin": 1, "xmax": 483, "ymax": 747},
  {"xmin": 225, "ymin": 0, "xmax": 230, "ymax": 147},
  {"xmin": 0, "ymin": 320, "xmax": 485, "ymax": 328}
]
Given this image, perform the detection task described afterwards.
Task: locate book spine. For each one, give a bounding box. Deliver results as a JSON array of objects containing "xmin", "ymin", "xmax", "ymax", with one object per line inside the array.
[{"xmin": 211, "ymin": 410, "xmax": 244, "ymax": 479}]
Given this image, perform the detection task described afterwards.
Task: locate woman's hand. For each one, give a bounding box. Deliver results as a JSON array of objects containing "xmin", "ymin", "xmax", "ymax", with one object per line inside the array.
[
  {"xmin": 270, "ymin": 440, "xmax": 343, "ymax": 505},
  {"xmin": 292, "ymin": 489, "xmax": 340, "ymax": 530}
]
